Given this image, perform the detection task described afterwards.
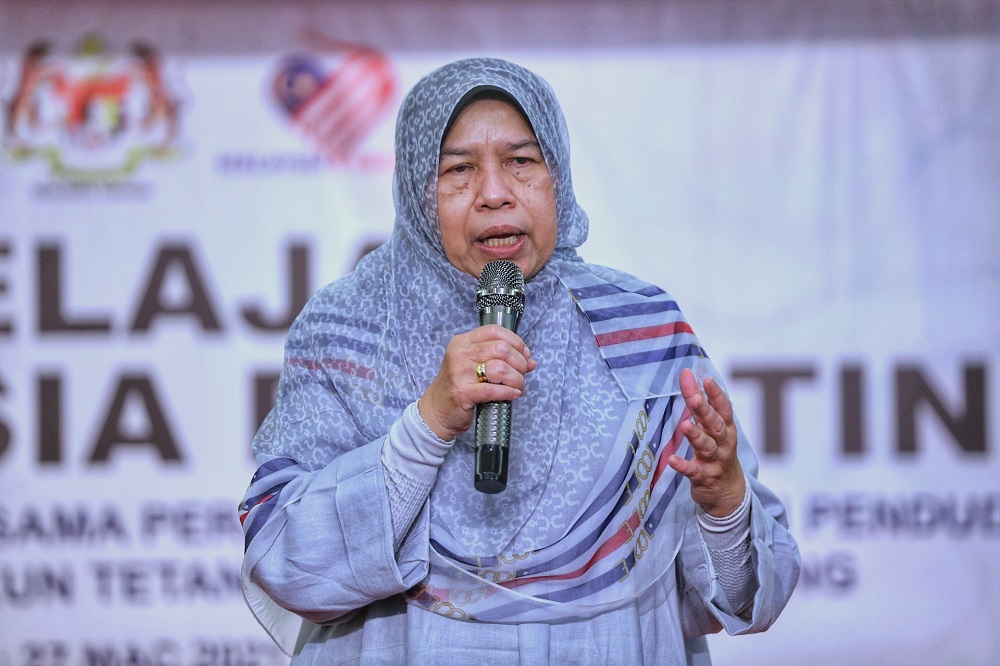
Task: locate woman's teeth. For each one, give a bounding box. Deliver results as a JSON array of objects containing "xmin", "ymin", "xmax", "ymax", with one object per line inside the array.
[{"xmin": 484, "ymin": 234, "xmax": 519, "ymax": 247}]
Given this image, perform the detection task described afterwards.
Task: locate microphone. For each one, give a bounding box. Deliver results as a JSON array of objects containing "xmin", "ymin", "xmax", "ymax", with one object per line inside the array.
[{"xmin": 474, "ymin": 259, "xmax": 525, "ymax": 494}]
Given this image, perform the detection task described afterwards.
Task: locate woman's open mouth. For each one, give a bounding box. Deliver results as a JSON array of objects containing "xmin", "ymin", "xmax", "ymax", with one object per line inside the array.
[{"xmin": 482, "ymin": 233, "xmax": 523, "ymax": 248}]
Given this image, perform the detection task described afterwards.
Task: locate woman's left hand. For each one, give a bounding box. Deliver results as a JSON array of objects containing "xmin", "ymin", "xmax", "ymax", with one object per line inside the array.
[{"xmin": 668, "ymin": 368, "xmax": 747, "ymax": 517}]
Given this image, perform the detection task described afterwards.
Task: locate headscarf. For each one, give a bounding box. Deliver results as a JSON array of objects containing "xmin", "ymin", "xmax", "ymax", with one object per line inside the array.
[
  {"xmin": 243, "ymin": 57, "xmax": 725, "ymax": 630},
  {"xmin": 391, "ymin": 57, "xmax": 588, "ymax": 262}
]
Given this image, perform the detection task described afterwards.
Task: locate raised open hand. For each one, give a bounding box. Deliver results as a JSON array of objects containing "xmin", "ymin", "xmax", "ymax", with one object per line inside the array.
[{"xmin": 668, "ymin": 368, "xmax": 746, "ymax": 517}]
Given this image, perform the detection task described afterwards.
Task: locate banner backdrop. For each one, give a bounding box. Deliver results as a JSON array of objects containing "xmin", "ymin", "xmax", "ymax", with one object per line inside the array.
[{"xmin": 1, "ymin": 2, "xmax": 997, "ymax": 665}]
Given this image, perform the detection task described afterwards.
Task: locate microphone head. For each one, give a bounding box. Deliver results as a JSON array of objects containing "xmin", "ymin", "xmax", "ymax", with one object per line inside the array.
[{"xmin": 476, "ymin": 260, "xmax": 525, "ymax": 316}]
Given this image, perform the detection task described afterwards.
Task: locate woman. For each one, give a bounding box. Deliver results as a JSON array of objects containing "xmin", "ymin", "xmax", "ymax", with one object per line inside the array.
[{"xmin": 240, "ymin": 57, "xmax": 799, "ymax": 664}]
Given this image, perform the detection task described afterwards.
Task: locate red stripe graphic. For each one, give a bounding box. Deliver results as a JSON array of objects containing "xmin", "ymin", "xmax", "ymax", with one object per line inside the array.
[
  {"xmin": 651, "ymin": 407, "xmax": 689, "ymax": 487},
  {"xmin": 595, "ymin": 321, "xmax": 694, "ymax": 347},
  {"xmin": 239, "ymin": 492, "xmax": 275, "ymax": 525},
  {"xmin": 501, "ymin": 510, "xmax": 642, "ymax": 590},
  {"xmin": 287, "ymin": 356, "xmax": 375, "ymax": 380}
]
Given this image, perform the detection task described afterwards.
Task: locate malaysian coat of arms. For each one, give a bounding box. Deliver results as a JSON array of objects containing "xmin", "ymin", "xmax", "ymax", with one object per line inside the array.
[{"xmin": 2, "ymin": 34, "xmax": 183, "ymax": 181}]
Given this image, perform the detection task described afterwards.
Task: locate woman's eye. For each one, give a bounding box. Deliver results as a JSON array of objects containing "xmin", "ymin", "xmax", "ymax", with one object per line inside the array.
[{"xmin": 511, "ymin": 157, "xmax": 532, "ymax": 167}]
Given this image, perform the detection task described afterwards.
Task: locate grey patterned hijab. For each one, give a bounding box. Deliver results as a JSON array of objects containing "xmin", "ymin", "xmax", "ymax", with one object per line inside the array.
[
  {"xmin": 382, "ymin": 58, "xmax": 603, "ymax": 554},
  {"xmin": 392, "ymin": 57, "xmax": 589, "ymax": 264},
  {"xmin": 253, "ymin": 58, "xmax": 606, "ymax": 554}
]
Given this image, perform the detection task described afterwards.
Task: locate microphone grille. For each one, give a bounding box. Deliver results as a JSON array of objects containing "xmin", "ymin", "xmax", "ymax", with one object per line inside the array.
[{"xmin": 477, "ymin": 260, "xmax": 525, "ymax": 315}]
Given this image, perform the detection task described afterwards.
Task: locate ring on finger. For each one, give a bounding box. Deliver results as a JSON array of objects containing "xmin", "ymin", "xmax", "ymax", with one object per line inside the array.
[{"xmin": 476, "ymin": 362, "xmax": 489, "ymax": 383}]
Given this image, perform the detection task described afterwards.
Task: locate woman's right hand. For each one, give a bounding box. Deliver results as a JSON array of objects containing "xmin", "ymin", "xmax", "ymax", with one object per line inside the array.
[{"xmin": 417, "ymin": 324, "xmax": 536, "ymax": 441}]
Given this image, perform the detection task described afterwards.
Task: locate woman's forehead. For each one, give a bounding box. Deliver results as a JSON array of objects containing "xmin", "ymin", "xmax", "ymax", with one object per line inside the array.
[{"xmin": 441, "ymin": 98, "xmax": 539, "ymax": 153}]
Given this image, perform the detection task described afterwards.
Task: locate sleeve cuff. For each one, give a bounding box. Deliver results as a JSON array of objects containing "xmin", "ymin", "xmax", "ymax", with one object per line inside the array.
[{"xmin": 697, "ymin": 477, "xmax": 752, "ymax": 550}]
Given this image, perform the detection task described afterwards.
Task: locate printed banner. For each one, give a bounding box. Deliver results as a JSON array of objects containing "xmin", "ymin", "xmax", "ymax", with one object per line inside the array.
[{"xmin": 0, "ymin": 2, "xmax": 997, "ymax": 665}]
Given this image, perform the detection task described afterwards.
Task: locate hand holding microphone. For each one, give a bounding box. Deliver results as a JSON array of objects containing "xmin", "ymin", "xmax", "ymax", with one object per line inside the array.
[{"xmin": 416, "ymin": 260, "xmax": 533, "ymax": 493}]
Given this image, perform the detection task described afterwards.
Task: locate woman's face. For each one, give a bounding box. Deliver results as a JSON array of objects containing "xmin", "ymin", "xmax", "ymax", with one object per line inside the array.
[{"xmin": 437, "ymin": 97, "xmax": 558, "ymax": 280}]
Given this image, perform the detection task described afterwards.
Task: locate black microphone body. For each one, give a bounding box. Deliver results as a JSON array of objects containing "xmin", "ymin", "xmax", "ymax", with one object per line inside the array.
[{"xmin": 474, "ymin": 260, "xmax": 525, "ymax": 494}]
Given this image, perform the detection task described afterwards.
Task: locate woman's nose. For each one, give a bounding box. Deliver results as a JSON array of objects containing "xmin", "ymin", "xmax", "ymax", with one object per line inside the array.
[{"xmin": 476, "ymin": 163, "xmax": 513, "ymax": 209}]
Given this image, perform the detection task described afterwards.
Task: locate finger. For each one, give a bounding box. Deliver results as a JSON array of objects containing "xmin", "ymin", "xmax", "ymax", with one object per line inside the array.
[
  {"xmin": 475, "ymin": 382, "xmax": 524, "ymax": 403},
  {"xmin": 469, "ymin": 363, "xmax": 525, "ymax": 405},
  {"xmin": 469, "ymin": 341, "xmax": 533, "ymax": 382},
  {"xmin": 668, "ymin": 453, "xmax": 702, "ymax": 480},
  {"xmin": 678, "ymin": 368, "xmax": 704, "ymax": 412},
  {"xmin": 703, "ymin": 376, "xmax": 735, "ymax": 426},
  {"xmin": 469, "ymin": 323, "xmax": 526, "ymax": 346},
  {"xmin": 680, "ymin": 417, "xmax": 720, "ymax": 461},
  {"xmin": 698, "ymin": 406, "xmax": 730, "ymax": 447},
  {"xmin": 667, "ymin": 455, "xmax": 694, "ymax": 478},
  {"xmin": 473, "ymin": 325, "xmax": 534, "ymax": 367},
  {"xmin": 680, "ymin": 369, "xmax": 718, "ymax": 429},
  {"xmin": 701, "ymin": 378, "xmax": 738, "ymax": 456},
  {"xmin": 477, "ymin": 359, "xmax": 527, "ymax": 392},
  {"xmin": 680, "ymin": 371, "xmax": 728, "ymax": 444},
  {"xmin": 486, "ymin": 339, "xmax": 533, "ymax": 376}
]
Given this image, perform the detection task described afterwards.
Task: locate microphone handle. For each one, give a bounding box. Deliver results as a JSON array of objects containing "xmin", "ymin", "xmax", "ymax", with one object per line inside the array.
[{"xmin": 474, "ymin": 400, "xmax": 511, "ymax": 494}]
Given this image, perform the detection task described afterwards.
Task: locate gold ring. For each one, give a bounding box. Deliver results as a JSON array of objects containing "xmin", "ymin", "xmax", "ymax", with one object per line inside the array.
[{"xmin": 476, "ymin": 362, "xmax": 488, "ymax": 383}]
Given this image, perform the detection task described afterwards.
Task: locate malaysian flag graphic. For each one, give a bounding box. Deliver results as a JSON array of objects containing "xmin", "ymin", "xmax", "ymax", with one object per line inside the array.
[{"xmin": 272, "ymin": 39, "xmax": 396, "ymax": 163}]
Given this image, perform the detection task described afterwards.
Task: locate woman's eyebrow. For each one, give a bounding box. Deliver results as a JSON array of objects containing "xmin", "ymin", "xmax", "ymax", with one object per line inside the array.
[
  {"xmin": 440, "ymin": 139, "xmax": 541, "ymax": 159},
  {"xmin": 508, "ymin": 139, "xmax": 542, "ymax": 152}
]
